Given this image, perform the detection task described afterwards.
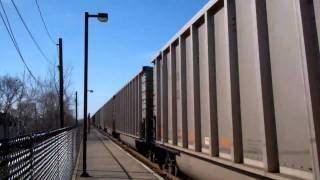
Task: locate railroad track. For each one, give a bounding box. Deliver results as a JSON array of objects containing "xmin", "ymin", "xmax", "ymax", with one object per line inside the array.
[
  {"xmin": 96, "ymin": 131, "xmax": 133, "ymax": 180},
  {"xmin": 96, "ymin": 128, "xmax": 182, "ymax": 180}
]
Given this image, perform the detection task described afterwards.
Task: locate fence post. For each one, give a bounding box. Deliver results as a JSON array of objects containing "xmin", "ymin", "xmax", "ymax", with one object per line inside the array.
[
  {"xmin": 30, "ymin": 135, "xmax": 34, "ymax": 179},
  {"xmin": 1, "ymin": 139, "xmax": 9, "ymax": 179}
]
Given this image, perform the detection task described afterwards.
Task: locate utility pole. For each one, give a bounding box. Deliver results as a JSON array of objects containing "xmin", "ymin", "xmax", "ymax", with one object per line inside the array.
[
  {"xmin": 58, "ymin": 38, "xmax": 64, "ymax": 128},
  {"xmin": 75, "ymin": 91, "xmax": 78, "ymax": 126}
]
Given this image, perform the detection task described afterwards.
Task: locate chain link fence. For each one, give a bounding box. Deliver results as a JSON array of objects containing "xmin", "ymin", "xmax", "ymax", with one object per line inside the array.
[{"xmin": 0, "ymin": 125, "xmax": 81, "ymax": 180}]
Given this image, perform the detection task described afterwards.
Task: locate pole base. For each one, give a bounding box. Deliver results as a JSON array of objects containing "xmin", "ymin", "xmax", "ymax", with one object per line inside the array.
[{"xmin": 80, "ymin": 172, "xmax": 90, "ymax": 177}]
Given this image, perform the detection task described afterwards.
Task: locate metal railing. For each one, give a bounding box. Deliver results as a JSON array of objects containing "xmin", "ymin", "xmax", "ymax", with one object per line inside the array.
[{"xmin": 0, "ymin": 126, "xmax": 81, "ymax": 180}]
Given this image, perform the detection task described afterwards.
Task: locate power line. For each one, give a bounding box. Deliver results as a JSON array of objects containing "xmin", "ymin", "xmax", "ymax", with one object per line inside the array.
[
  {"xmin": 0, "ymin": 0, "xmax": 39, "ymax": 83},
  {"xmin": 0, "ymin": 0, "xmax": 17, "ymax": 49},
  {"xmin": 0, "ymin": 8, "xmax": 40, "ymax": 85},
  {"xmin": 10, "ymin": 0, "xmax": 55, "ymax": 66},
  {"xmin": 35, "ymin": 0, "xmax": 56, "ymax": 45}
]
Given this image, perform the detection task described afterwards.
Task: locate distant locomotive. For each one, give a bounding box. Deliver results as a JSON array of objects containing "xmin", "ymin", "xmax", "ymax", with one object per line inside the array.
[{"xmin": 94, "ymin": 0, "xmax": 320, "ymax": 179}]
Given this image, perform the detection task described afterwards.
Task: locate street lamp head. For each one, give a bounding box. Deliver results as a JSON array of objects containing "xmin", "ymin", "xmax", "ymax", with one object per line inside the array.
[
  {"xmin": 97, "ymin": 13, "xmax": 108, "ymax": 22},
  {"xmin": 88, "ymin": 90, "xmax": 94, "ymax": 93}
]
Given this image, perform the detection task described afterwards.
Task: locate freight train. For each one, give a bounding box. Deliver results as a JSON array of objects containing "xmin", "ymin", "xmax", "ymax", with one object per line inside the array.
[{"xmin": 93, "ymin": 0, "xmax": 320, "ymax": 179}]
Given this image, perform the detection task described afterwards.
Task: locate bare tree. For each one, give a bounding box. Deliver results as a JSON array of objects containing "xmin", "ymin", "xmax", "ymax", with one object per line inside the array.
[
  {"xmin": 33, "ymin": 65, "xmax": 75, "ymax": 130},
  {"xmin": 0, "ymin": 75, "xmax": 26, "ymax": 137},
  {"xmin": 0, "ymin": 64, "xmax": 75, "ymax": 138},
  {"xmin": 0, "ymin": 75, "xmax": 26, "ymax": 113}
]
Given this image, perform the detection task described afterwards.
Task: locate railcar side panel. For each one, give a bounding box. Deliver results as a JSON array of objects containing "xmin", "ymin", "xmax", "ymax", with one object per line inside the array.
[
  {"xmin": 235, "ymin": 0, "xmax": 266, "ymax": 168},
  {"xmin": 185, "ymin": 33, "xmax": 196, "ymax": 150},
  {"xmin": 265, "ymin": 0, "xmax": 315, "ymax": 176},
  {"xmin": 152, "ymin": 0, "xmax": 320, "ymax": 179},
  {"xmin": 197, "ymin": 19, "xmax": 211, "ymax": 154},
  {"xmin": 213, "ymin": 7, "xmax": 233, "ymax": 158},
  {"xmin": 160, "ymin": 55, "xmax": 168, "ymax": 142},
  {"xmin": 166, "ymin": 49, "xmax": 173, "ymax": 144}
]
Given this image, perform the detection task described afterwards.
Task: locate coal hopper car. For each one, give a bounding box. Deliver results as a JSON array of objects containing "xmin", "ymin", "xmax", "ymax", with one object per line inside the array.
[
  {"xmin": 94, "ymin": 66, "xmax": 154, "ymax": 152},
  {"xmin": 151, "ymin": 0, "xmax": 320, "ymax": 179},
  {"xmin": 94, "ymin": 0, "xmax": 320, "ymax": 179}
]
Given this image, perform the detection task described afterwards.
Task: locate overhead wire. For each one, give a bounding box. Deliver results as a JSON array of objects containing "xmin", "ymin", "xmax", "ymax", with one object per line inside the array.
[
  {"xmin": 34, "ymin": 0, "xmax": 60, "ymax": 93},
  {"xmin": 10, "ymin": 0, "xmax": 55, "ymax": 66},
  {"xmin": 0, "ymin": 7, "xmax": 40, "ymax": 85},
  {"xmin": 0, "ymin": 1, "xmax": 15, "ymax": 44},
  {"xmin": 35, "ymin": 0, "xmax": 56, "ymax": 45}
]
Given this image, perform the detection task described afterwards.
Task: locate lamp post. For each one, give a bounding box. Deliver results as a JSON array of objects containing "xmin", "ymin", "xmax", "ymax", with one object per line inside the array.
[{"xmin": 81, "ymin": 12, "xmax": 108, "ymax": 177}]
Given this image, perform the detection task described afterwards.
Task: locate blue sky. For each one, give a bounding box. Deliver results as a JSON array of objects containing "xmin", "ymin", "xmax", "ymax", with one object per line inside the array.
[{"xmin": 0, "ymin": 0, "xmax": 209, "ymax": 118}]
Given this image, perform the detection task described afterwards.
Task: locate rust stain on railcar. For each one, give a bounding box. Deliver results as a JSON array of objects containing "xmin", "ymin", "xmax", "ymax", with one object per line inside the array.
[{"xmin": 220, "ymin": 137, "xmax": 232, "ymax": 148}]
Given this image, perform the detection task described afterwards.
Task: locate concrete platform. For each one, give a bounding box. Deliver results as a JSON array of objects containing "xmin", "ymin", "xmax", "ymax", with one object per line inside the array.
[{"xmin": 73, "ymin": 128, "xmax": 161, "ymax": 180}]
